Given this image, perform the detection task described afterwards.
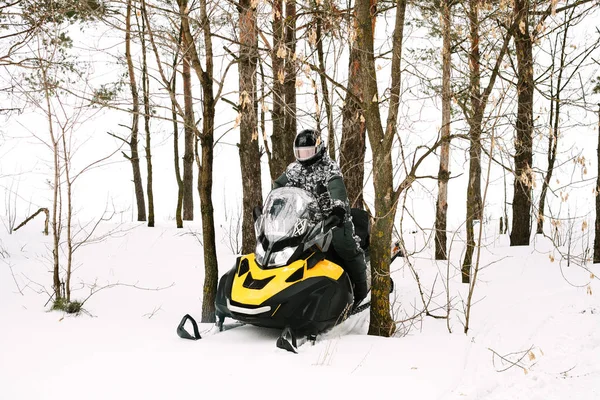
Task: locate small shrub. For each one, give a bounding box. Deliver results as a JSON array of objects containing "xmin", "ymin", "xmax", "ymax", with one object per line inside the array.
[{"xmin": 52, "ymin": 298, "xmax": 83, "ymax": 314}]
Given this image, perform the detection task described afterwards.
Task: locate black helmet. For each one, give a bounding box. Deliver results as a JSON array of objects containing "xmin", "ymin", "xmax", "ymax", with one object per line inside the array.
[{"xmin": 293, "ymin": 129, "xmax": 325, "ymax": 164}]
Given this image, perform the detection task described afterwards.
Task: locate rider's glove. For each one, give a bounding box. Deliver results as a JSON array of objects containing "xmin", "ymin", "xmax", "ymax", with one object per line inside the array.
[{"xmin": 330, "ymin": 205, "xmax": 346, "ymax": 227}]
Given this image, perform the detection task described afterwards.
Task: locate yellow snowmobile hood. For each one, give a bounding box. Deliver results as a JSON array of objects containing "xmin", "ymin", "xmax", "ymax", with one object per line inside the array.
[{"xmin": 231, "ymin": 253, "xmax": 344, "ymax": 306}]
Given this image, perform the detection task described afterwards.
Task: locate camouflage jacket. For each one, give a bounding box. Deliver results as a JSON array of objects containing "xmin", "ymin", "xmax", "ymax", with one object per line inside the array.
[{"xmin": 272, "ymin": 153, "xmax": 350, "ymax": 218}]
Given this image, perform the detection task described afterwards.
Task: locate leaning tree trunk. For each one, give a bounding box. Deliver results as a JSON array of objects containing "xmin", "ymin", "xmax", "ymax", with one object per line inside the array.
[
  {"xmin": 339, "ymin": 0, "xmax": 377, "ymax": 209},
  {"xmin": 434, "ymin": 0, "xmax": 452, "ymax": 260},
  {"xmin": 510, "ymin": 0, "xmax": 534, "ymax": 246},
  {"xmin": 594, "ymin": 104, "xmax": 600, "ymax": 263},
  {"xmin": 125, "ymin": 0, "xmax": 146, "ymax": 222},
  {"xmin": 238, "ymin": 0, "xmax": 263, "ymax": 254},
  {"xmin": 357, "ymin": 0, "xmax": 406, "ymax": 337}
]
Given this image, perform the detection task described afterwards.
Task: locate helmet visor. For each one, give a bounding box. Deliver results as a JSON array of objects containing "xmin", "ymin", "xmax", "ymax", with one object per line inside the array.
[{"xmin": 294, "ymin": 146, "xmax": 317, "ymax": 161}]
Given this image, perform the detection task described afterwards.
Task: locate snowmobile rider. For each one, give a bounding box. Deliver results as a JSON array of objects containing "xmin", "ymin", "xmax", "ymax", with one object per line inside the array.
[{"xmin": 272, "ymin": 128, "xmax": 368, "ymax": 309}]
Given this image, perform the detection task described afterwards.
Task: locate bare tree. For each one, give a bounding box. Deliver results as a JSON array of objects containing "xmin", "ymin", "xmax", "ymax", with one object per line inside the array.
[
  {"xmin": 175, "ymin": 0, "xmax": 225, "ymax": 321},
  {"xmin": 356, "ymin": 0, "xmax": 407, "ymax": 337},
  {"xmin": 238, "ymin": 0, "xmax": 263, "ymax": 254},
  {"xmin": 510, "ymin": 0, "xmax": 534, "ymax": 246},
  {"xmin": 312, "ymin": 1, "xmax": 336, "ymax": 161},
  {"xmin": 124, "ymin": 0, "xmax": 146, "ymax": 222},
  {"xmin": 182, "ymin": 14, "xmax": 195, "ymax": 224},
  {"xmin": 170, "ymin": 27, "xmax": 184, "ymax": 229},
  {"xmin": 457, "ymin": 1, "xmax": 512, "ymax": 283},
  {"xmin": 339, "ymin": 0, "xmax": 371, "ymax": 209},
  {"xmin": 139, "ymin": 3, "xmax": 154, "ymax": 227},
  {"xmin": 434, "ymin": 0, "xmax": 452, "ymax": 260}
]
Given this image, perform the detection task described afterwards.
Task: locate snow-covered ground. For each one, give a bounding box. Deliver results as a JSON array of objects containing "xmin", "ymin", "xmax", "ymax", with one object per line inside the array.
[{"xmin": 0, "ymin": 219, "xmax": 598, "ymax": 400}]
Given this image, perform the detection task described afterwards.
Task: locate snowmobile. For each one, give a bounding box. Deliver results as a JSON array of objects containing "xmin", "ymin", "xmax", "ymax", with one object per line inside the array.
[
  {"xmin": 213, "ymin": 187, "xmax": 371, "ymax": 351},
  {"xmin": 177, "ymin": 186, "xmax": 399, "ymax": 352}
]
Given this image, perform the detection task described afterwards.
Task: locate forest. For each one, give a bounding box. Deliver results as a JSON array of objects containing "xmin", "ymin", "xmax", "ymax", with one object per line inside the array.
[{"xmin": 1, "ymin": 0, "xmax": 600, "ymax": 396}]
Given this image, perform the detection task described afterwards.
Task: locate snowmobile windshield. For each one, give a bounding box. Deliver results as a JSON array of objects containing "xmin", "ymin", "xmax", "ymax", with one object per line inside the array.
[{"xmin": 258, "ymin": 187, "xmax": 315, "ymax": 243}]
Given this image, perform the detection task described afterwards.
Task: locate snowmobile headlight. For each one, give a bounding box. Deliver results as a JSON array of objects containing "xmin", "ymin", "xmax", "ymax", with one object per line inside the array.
[{"xmin": 268, "ymin": 246, "xmax": 296, "ymax": 267}]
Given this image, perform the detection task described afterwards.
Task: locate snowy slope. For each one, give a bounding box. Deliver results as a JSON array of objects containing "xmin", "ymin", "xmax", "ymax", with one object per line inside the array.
[{"xmin": 0, "ymin": 220, "xmax": 598, "ymax": 400}]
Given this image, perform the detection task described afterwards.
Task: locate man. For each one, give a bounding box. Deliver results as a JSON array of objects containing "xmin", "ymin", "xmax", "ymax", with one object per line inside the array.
[{"xmin": 272, "ymin": 128, "xmax": 368, "ymax": 309}]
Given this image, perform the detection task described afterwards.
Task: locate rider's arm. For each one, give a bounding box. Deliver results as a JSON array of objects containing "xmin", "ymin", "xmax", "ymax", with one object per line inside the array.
[{"xmin": 327, "ymin": 176, "xmax": 351, "ymax": 212}]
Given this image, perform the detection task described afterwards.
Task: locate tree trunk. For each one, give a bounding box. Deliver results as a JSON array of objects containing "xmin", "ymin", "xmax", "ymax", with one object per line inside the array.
[
  {"xmin": 182, "ymin": 11, "xmax": 195, "ymax": 222},
  {"xmin": 434, "ymin": 0, "xmax": 452, "ymax": 260},
  {"xmin": 177, "ymin": 0, "xmax": 220, "ymax": 321},
  {"xmin": 537, "ymin": 16, "xmax": 568, "ymax": 235},
  {"xmin": 340, "ymin": 46, "xmax": 366, "ymax": 209},
  {"xmin": 462, "ymin": 119, "xmax": 483, "ymax": 283},
  {"xmin": 140, "ymin": 4, "xmax": 154, "ymax": 227},
  {"xmin": 315, "ymin": 10, "xmax": 335, "ymax": 161},
  {"xmin": 594, "ymin": 104, "xmax": 600, "ymax": 263},
  {"xmin": 61, "ymin": 132, "xmax": 73, "ymax": 303},
  {"xmin": 41, "ymin": 60, "xmax": 62, "ymax": 302},
  {"xmin": 283, "ymin": 0, "xmax": 297, "ymax": 142},
  {"xmin": 461, "ymin": 0, "xmax": 484, "ymax": 284},
  {"xmin": 357, "ymin": 0, "xmax": 406, "ymax": 337},
  {"xmin": 238, "ymin": 0, "xmax": 263, "ymax": 254},
  {"xmin": 171, "ymin": 31, "xmax": 184, "ymax": 229},
  {"xmin": 182, "ymin": 49, "xmax": 195, "ymax": 226},
  {"xmin": 198, "ymin": 0, "xmax": 219, "ymax": 323},
  {"xmin": 510, "ymin": 0, "xmax": 534, "ymax": 246},
  {"xmin": 125, "ymin": 0, "xmax": 146, "ymax": 222},
  {"xmin": 269, "ymin": 0, "xmax": 289, "ymax": 180}
]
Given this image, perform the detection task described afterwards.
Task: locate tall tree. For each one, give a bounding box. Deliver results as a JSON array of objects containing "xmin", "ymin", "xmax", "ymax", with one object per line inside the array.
[
  {"xmin": 283, "ymin": 0, "xmax": 297, "ymax": 140},
  {"xmin": 357, "ymin": 0, "xmax": 407, "ymax": 337},
  {"xmin": 536, "ymin": 13, "xmax": 568, "ymax": 235},
  {"xmin": 313, "ymin": 1, "xmax": 335, "ymax": 161},
  {"xmin": 339, "ymin": 0, "xmax": 372, "ymax": 209},
  {"xmin": 124, "ymin": 0, "xmax": 146, "ymax": 222},
  {"xmin": 510, "ymin": 0, "xmax": 534, "ymax": 246},
  {"xmin": 170, "ymin": 28, "xmax": 184, "ymax": 229},
  {"xmin": 181, "ymin": 1, "xmax": 195, "ymax": 222},
  {"xmin": 269, "ymin": 0, "xmax": 296, "ymax": 180},
  {"xmin": 176, "ymin": 0, "xmax": 220, "ymax": 321},
  {"xmin": 434, "ymin": 0, "xmax": 452, "ymax": 260},
  {"xmin": 238, "ymin": 0, "xmax": 263, "ymax": 254},
  {"xmin": 458, "ymin": 1, "xmax": 512, "ymax": 282},
  {"xmin": 139, "ymin": 2, "xmax": 154, "ymax": 227},
  {"xmin": 182, "ymin": 33, "xmax": 194, "ymax": 225}
]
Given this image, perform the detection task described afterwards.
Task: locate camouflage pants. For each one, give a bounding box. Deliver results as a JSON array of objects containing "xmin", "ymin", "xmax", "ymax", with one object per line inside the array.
[{"xmin": 332, "ymin": 219, "xmax": 367, "ymax": 286}]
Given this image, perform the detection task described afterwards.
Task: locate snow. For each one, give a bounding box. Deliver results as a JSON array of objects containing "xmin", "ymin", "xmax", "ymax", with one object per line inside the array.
[{"xmin": 1, "ymin": 219, "xmax": 598, "ymax": 400}]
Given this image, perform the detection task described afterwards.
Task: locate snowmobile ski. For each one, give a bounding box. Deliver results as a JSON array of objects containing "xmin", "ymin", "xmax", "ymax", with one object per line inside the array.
[
  {"xmin": 177, "ymin": 314, "xmax": 244, "ymax": 340},
  {"xmin": 276, "ymin": 299, "xmax": 372, "ymax": 353}
]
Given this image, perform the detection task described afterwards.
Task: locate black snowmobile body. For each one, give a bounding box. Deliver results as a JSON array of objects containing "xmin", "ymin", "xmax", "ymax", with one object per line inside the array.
[{"xmin": 214, "ymin": 187, "xmax": 370, "ymax": 337}]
